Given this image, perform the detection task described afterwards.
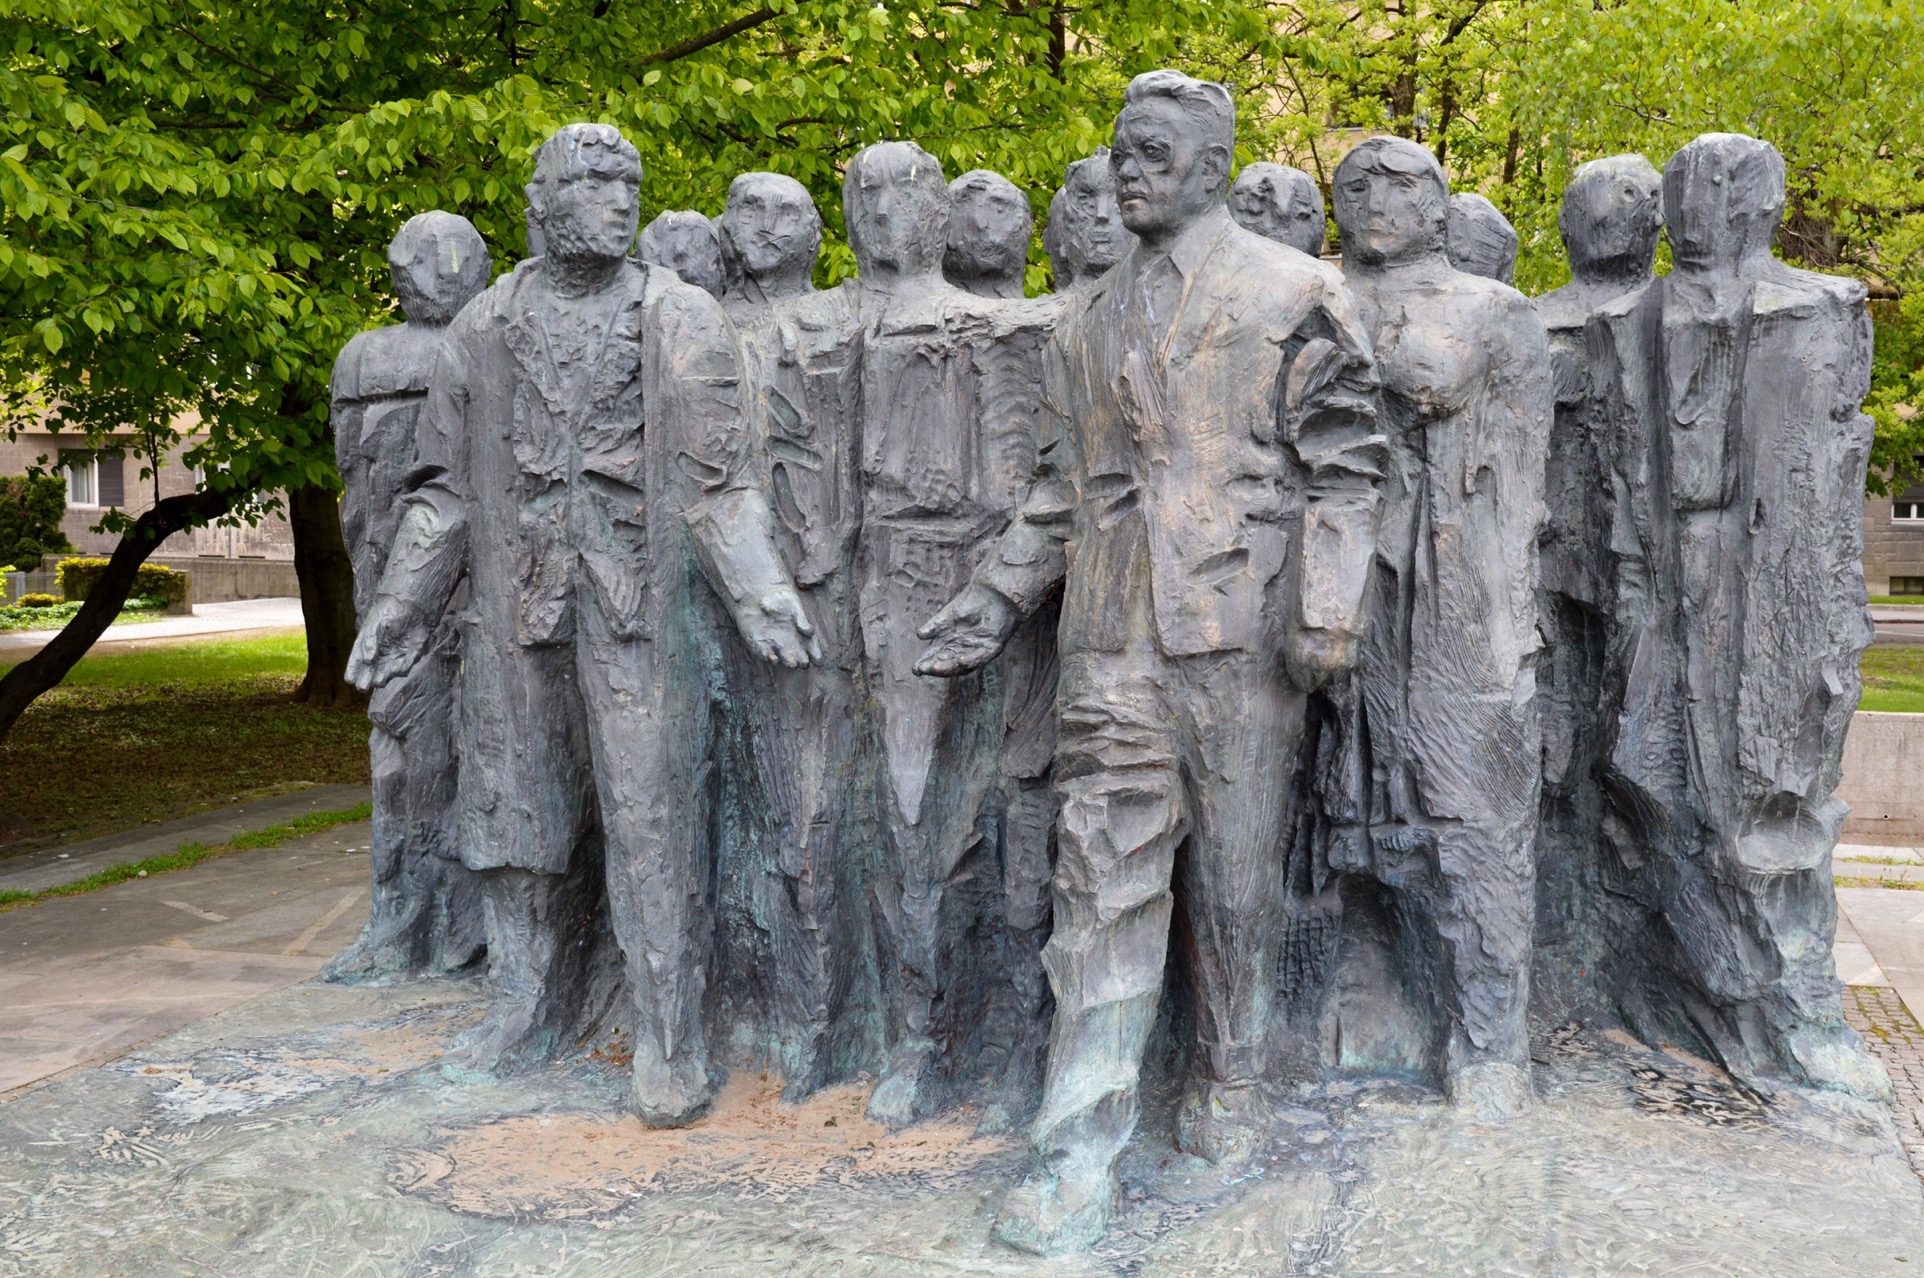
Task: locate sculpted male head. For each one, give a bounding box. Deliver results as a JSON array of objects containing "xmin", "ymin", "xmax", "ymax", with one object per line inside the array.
[
  {"xmin": 525, "ymin": 124, "xmax": 642, "ymax": 265},
  {"xmin": 1332, "ymin": 136, "xmax": 1450, "ymax": 269},
  {"xmin": 717, "ymin": 172, "xmax": 821, "ymax": 298},
  {"xmin": 844, "ymin": 141, "xmax": 950, "ymax": 280},
  {"xmin": 1559, "ymin": 153, "xmax": 1663, "ymax": 285},
  {"xmin": 1111, "ymin": 70, "xmax": 1235, "ymax": 244},
  {"xmin": 388, "ymin": 211, "xmax": 491, "ymax": 326},
  {"xmin": 1228, "ymin": 162, "xmax": 1325, "ymax": 257},
  {"xmin": 1446, "ymin": 192, "xmax": 1518, "ymax": 284},
  {"xmin": 945, "ymin": 170, "xmax": 1033, "ymax": 299},
  {"xmin": 1663, "ymin": 132, "xmax": 1784, "ymax": 275},
  {"xmin": 638, "ymin": 209, "xmax": 725, "ymax": 297},
  {"xmin": 1044, "ymin": 148, "xmax": 1126, "ymax": 288}
]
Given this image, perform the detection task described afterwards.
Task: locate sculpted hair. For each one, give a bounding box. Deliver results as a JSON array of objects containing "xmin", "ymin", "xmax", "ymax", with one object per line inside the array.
[
  {"xmin": 525, "ymin": 123, "xmax": 642, "ymax": 212},
  {"xmin": 1121, "ymin": 70, "xmax": 1235, "ymax": 159},
  {"xmin": 1336, "ymin": 136, "xmax": 1449, "ymax": 206}
]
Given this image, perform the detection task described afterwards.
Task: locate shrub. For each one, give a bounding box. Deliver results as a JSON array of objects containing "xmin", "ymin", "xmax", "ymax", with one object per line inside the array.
[
  {"xmin": 16, "ymin": 593, "xmax": 60, "ymax": 608},
  {"xmin": 0, "ymin": 475, "xmax": 74, "ymax": 571},
  {"xmin": 56, "ymin": 557, "xmax": 189, "ymax": 605}
]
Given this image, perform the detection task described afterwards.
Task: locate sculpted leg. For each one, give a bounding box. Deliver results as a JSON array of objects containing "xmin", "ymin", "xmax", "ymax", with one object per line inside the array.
[
  {"xmin": 995, "ymin": 651, "xmax": 1182, "ymax": 1256},
  {"xmin": 762, "ymin": 661, "xmax": 860, "ymax": 1098},
  {"xmin": 1427, "ymin": 819, "xmax": 1537, "ymax": 1115},
  {"xmin": 865, "ymin": 657, "xmax": 999, "ymax": 1125},
  {"xmin": 442, "ymin": 866, "xmax": 570, "ymax": 1078},
  {"xmin": 323, "ymin": 726, "xmax": 422, "ymax": 982},
  {"xmin": 1171, "ymin": 654, "xmax": 1299, "ymax": 1165},
  {"xmin": 580, "ymin": 614, "xmax": 718, "ymax": 1128}
]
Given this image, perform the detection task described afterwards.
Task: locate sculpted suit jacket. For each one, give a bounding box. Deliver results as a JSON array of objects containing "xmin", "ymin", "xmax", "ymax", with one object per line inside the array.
[
  {"xmin": 371, "ymin": 257, "xmax": 793, "ymax": 873},
  {"xmin": 974, "ymin": 208, "xmax": 1384, "ymax": 662}
]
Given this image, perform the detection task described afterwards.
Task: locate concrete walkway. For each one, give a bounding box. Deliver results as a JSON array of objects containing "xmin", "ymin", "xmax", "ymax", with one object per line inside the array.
[
  {"xmin": 0, "ymin": 782, "xmax": 371, "ymax": 896},
  {"xmin": 0, "ymin": 595, "xmax": 305, "ymax": 662},
  {"xmin": 0, "ymin": 815, "xmax": 374, "ymax": 1096}
]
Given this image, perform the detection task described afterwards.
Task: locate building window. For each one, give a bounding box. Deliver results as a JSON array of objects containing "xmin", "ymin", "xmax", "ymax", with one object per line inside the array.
[
  {"xmin": 1896, "ymin": 502, "xmax": 1924, "ymax": 522},
  {"xmin": 63, "ymin": 453, "xmax": 97, "ymax": 507},
  {"xmin": 59, "ymin": 451, "xmax": 123, "ymax": 509}
]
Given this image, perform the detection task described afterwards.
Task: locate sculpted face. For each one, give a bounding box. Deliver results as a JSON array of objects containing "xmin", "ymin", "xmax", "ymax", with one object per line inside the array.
[
  {"xmin": 1047, "ymin": 151, "xmax": 1126, "ymax": 287},
  {"xmin": 845, "ymin": 142, "xmax": 949, "ymax": 278},
  {"xmin": 1110, "ymin": 97, "xmax": 1227, "ymax": 242},
  {"xmin": 389, "ymin": 212, "xmax": 490, "ymax": 326},
  {"xmin": 529, "ymin": 128, "xmax": 642, "ymax": 267},
  {"xmin": 1560, "ymin": 154, "xmax": 1663, "ymax": 283},
  {"xmin": 1228, "ymin": 163, "xmax": 1325, "ymax": 257},
  {"xmin": 718, "ymin": 172, "xmax": 820, "ymax": 287},
  {"xmin": 1446, "ymin": 193, "xmax": 1518, "ymax": 284},
  {"xmin": 946, "ymin": 171, "xmax": 1032, "ymax": 292},
  {"xmin": 1664, "ymin": 133, "xmax": 1784, "ymax": 274},
  {"xmin": 638, "ymin": 210, "xmax": 724, "ymax": 296},
  {"xmin": 1332, "ymin": 139, "xmax": 1449, "ymax": 268}
]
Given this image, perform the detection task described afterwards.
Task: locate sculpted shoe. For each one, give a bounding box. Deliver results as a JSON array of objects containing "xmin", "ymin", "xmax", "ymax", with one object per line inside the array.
[
  {"xmin": 1448, "ymin": 1060, "xmax": 1534, "ymax": 1118},
  {"xmin": 1175, "ymin": 1081, "xmax": 1267, "ymax": 1166},
  {"xmin": 865, "ymin": 1037, "xmax": 935, "ymax": 1127},
  {"xmin": 439, "ymin": 997, "xmax": 552, "ymax": 1082},
  {"xmin": 632, "ymin": 1041, "xmax": 714, "ymax": 1128},
  {"xmin": 992, "ymin": 1167, "xmax": 1118, "ymax": 1256}
]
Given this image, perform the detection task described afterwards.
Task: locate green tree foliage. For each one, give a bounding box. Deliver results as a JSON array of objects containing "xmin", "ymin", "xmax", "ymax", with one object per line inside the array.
[
  {"xmin": 0, "ymin": 0, "xmax": 1919, "ymax": 510},
  {"xmin": 0, "ymin": 474, "xmax": 73, "ymax": 571}
]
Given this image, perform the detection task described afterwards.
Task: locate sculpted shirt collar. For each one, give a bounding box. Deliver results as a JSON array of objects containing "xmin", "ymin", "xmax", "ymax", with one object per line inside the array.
[{"xmin": 1136, "ymin": 203, "xmax": 1235, "ymax": 281}]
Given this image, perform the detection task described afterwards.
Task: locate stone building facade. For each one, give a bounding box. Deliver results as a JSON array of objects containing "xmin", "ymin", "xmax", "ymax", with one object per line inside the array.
[
  {"xmin": 1864, "ymin": 485, "xmax": 1924, "ymax": 597},
  {"xmin": 0, "ymin": 425, "xmax": 293, "ymax": 564}
]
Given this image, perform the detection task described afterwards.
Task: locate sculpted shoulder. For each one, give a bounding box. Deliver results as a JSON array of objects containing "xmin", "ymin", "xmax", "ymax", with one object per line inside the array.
[
  {"xmin": 1533, "ymin": 281, "xmax": 1590, "ymax": 334},
  {"xmin": 1754, "ymin": 261, "xmax": 1869, "ymax": 322}
]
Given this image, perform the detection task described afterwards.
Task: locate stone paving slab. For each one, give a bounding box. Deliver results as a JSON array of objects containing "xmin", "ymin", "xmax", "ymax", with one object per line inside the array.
[
  {"xmin": 0, "ymin": 783, "xmax": 372, "ymax": 895},
  {"xmin": 0, "ymin": 822, "xmax": 373, "ymax": 1095},
  {"xmin": 1847, "ymin": 986, "xmax": 1924, "ymax": 1180},
  {"xmin": 1843, "ymin": 887, "xmax": 1924, "ymax": 1040},
  {"xmin": 1, "ymin": 980, "xmax": 1920, "ymax": 1277}
]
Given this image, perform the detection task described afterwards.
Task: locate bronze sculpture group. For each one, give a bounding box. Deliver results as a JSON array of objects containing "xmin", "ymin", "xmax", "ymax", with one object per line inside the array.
[{"xmin": 334, "ymin": 70, "xmax": 1887, "ymax": 1255}]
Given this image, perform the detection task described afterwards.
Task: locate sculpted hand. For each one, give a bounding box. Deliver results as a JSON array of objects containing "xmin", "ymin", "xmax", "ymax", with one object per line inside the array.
[
  {"xmin": 1286, "ymin": 624, "xmax": 1360, "ymax": 690},
  {"xmin": 345, "ymin": 597, "xmax": 429, "ymax": 691},
  {"xmin": 739, "ymin": 587, "xmax": 821, "ymax": 668},
  {"xmin": 914, "ymin": 583, "xmax": 1017, "ymax": 677}
]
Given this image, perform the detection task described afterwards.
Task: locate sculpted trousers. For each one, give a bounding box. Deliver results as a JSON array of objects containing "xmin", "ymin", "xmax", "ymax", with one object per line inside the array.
[
  {"xmin": 742, "ymin": 586, "xmax": 862, "ymax": 1094},
  {"xmin": 1031, "ymin": 616, "xmax": 1301, "ymax": 1183},
  {"xmin": 573, "ymin": 594, "xmax": 718, "ymax": 1112},
  {"xmin": 1357, "ymin": 566, "xmax": 1540, "ymax": 1076},
  {"xmin": 461, "ymin": 585, "xmax": 717, "ymax": 1105}
]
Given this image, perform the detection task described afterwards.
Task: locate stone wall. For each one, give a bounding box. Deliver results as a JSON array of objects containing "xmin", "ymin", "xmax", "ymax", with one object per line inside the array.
[{"xmin": 1840, "ymin": 710, "xmax": 1924, "ymax": 844}]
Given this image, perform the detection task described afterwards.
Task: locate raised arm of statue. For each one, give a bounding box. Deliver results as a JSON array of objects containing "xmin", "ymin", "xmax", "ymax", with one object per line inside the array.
[
  {"xmin": 914, "ymin": 332, "xmax": 1080, "ymax": 676},
  {"xmin": 659, "ymin": 281, "xmax": 821, "ymax": 668},
  {"xmin": 1287, "ymin": 282, "xmax": 1386, "ymax": 682},
  {"xmin": 345, "ymin": 333, "xmax": 474, "ymax": 691}
]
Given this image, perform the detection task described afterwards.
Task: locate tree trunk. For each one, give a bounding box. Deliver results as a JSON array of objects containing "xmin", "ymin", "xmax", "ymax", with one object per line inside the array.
[
  {"xmin": 288, "ymin": 480, "xmax": 363, "ymax": 708},
  {"xmin": 0, "ymin": 487, "xmax": 239, "ymax": 741}
]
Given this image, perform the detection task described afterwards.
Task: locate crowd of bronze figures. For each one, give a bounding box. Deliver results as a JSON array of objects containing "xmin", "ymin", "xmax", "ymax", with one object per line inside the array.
[{"xmin": 331, "ymin": 68, "xmax": 1886, "ymax": 1253}]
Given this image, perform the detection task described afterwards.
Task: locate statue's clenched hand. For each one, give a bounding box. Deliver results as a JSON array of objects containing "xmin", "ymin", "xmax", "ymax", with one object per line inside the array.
[
  {"xmin": 345, "ymin": 596, "xmax": 430, "ymax": 691},
  {"xmin": 914, "ymin": 583, "xmax": 1017, "ymax": 676},
  {"xmin": 738, "ymin": 587, "xmax": 821, "ymax": 668}
]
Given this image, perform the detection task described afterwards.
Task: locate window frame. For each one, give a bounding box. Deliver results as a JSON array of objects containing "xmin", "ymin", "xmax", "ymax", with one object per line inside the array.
[{"xmin": 63, "ymin": 453, "xmax": 99, "ymax": 508}]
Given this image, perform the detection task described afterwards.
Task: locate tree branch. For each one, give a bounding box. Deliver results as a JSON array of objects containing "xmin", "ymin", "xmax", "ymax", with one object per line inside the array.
[
  {"xmin": 638, "ymin": 6, "xmax": 790, "ymax": 67},
  {"xmin": 0, "ymin": 484, "xmax": 245, "ymax": 740}
]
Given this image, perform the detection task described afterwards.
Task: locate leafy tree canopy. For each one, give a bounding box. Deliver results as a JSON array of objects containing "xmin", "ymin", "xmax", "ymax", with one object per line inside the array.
[{"xmin": 1, "ymin": 0, "xmax": 1920, "ymax": 501}]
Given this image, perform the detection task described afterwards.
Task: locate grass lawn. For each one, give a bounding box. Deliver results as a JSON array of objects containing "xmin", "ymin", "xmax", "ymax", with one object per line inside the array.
[
  {"xmin": 0, "ymin": 634, "xmax": 371, "ymax": 854},
  {"xmin": 1861, "ymin": 643, "xmax": 1924, "ymax": 714}
]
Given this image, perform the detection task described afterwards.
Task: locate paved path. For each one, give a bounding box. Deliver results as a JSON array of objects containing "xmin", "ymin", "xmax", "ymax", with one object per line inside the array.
[
  {"xmin": 0, "ymin": 595, "xmax": 305, "ymax": 663},
  {"xmin": 0, "ymin": 782, "xmax": 371, "ymax": 895},
  {"xmin": 0, "ymin": 817, "xmax": 373, "ymax": 1096}
]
